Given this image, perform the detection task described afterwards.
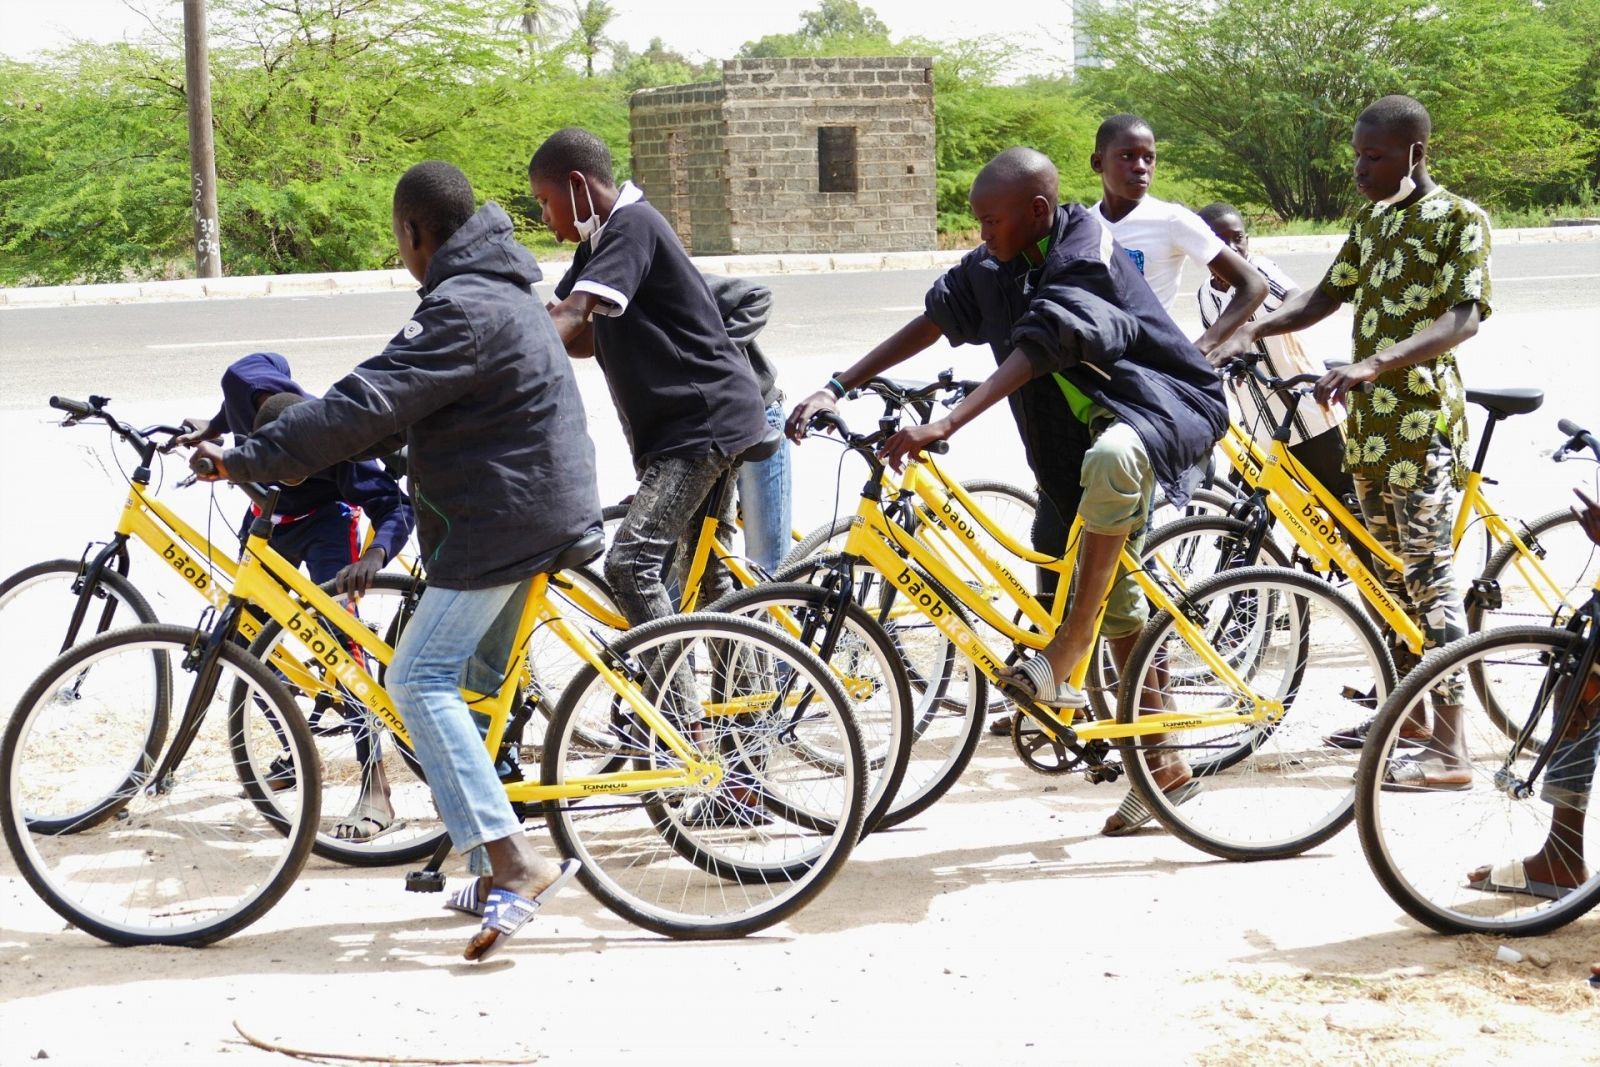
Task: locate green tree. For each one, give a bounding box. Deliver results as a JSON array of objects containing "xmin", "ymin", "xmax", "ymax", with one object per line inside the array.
[
  {"xmin": 0, "ymin": 0, "xmax": 631, "ymax": 283},
  {"xmin": 570, "ymin": 0, "xmax": 616, "ymax": 77},
  {"xmin": 739, "ymin": 0, "xmax": 893, "ymax": 58},
  {"xmin": 1081, "ymin": 0, "xmax": 1594, "ymax": 221},
  {"xmin": 610, "ymin": 37, "xmax": 717, "ymax": 93}
]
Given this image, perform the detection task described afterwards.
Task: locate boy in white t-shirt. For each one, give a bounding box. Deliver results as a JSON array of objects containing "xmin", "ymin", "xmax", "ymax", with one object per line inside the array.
[{"xmin": 1089, "ymin": 113, "xmax": 1266, "ymax": 352}]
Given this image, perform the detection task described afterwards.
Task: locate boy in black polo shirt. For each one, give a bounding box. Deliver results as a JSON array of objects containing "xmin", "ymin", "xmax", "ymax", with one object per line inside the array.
[{"xmin": 530, "ymin": 128, "xmax": 770, "ymax": 629}]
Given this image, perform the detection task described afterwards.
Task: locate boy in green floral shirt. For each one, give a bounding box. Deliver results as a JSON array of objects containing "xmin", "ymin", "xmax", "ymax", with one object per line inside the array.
[{"xmin": 1212, "ymin": 95, "xmax": 1491, "ymax": 785}]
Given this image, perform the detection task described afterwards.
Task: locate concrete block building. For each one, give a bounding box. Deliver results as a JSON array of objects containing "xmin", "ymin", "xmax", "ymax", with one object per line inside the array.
[{"xmin": 629, "ymin": 57, "xmax": 937, "ymax": 255}]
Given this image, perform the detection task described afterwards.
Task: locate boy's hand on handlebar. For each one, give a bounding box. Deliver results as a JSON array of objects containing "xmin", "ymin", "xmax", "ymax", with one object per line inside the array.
[
  {"xmin": 1206, "ymin": 332, "xmax": 1254, "ymax": 369},
  {"xmin": 173, "ymin": 418, "xmax": 220, "ymax": 449},
  {"xmin": 786, "ymin": 390, "xmax": 838, "ymax": 443},
  {"xmin": 189, "ymin": 442, "xmax": 230, "ymax": 481},
  {"xmin": 1314, "ymin": 361, "xmax": 1377, "ymax": 408},
  {"xmin": 878, "ymin": 419, "xmax": 951, "ymax": 473}
]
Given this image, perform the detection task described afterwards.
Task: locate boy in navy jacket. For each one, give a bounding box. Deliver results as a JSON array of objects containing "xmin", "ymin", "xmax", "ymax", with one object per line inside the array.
[
  {"xmin": 789, "ymin": 147, "xmax": 1228, "ymax": 835},
  {"xmin": 180, "ymin": 351, "xmax": 414, "ymax": 841}
]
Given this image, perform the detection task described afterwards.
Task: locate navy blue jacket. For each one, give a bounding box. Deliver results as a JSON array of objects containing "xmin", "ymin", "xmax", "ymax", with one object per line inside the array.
[
  {"xmin": 210, "ymin": 352, "xmax": 413, "ymax": 563},
  {"xmin": 925, "ymin": 204, "xmax": 1228, "ymax": 504},
  {"xmin": 225, "ymin": 204, "xmax": 603, "ymax": 589}
]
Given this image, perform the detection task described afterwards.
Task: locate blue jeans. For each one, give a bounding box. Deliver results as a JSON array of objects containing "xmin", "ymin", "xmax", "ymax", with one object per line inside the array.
[
  {"xmin": 387, "ymin": 582, "xmax": 526, "ymax": 873},
  {"xmin": 735, "ymin": 400, "xmax": 793, "ymax": 574}
]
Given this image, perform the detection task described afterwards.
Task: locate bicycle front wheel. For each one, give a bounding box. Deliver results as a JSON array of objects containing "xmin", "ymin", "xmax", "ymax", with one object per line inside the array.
[
  {"xmin": 0, "ymin": 558, "xmax": 167, "ymax": 740},
  {"xmin": 542, "ymin": 612, "xmax": 865, "ymax": 938},
  {"xmin": 1356, "ymin": 626, "xmax": 1600, "ymax": 936},
  {"xmin": 1469, "ymin": 509, "xmax": 1600, "ymax": 742},
  {"xmin": 1116, "ymin": 566, "xmax": 1394, "ymax": 860},
  {"xmin": 1, "ymin": 624, "xmax": 320, "ymax": 946}
]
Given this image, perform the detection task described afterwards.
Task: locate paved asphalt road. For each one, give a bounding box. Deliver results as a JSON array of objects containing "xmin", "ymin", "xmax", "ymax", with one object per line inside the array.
[{"xmin": 1, "ymin": 241, "xmax": 1595, "ymax": 409}]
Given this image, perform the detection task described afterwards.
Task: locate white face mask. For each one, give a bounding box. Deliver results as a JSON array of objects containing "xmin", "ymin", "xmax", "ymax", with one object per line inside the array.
[
  {"xmin": 570, "ymin": 179, "xmax": 602, "ymax": 244},
  {"xmin": 1373, "ymin": 143, "xmax": 1421, "ymax": 212}
]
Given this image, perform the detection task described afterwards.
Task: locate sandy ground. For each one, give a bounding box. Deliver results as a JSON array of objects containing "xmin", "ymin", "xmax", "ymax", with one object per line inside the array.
[{"xmin": 1, "ymin": 299, "xmax": 1598, "ymax": 1065}]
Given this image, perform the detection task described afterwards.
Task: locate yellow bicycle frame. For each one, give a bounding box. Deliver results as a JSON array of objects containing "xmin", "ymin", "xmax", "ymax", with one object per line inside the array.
[
  {"xmin": 834, "ymin": 474, "xmax": 1282, "ymax": 744},
  {"xmin": 225, "ymin": 520, "xmax": 720, "ymax": 805},
  {"xmin": 1218, "ymin": 423, "xmax": 1581, "ymax": 652}
]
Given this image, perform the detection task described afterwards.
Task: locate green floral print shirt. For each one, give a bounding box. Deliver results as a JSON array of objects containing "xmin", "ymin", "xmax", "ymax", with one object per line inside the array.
[{"xmin": 1318, "ymin": 187, "xmax": 1493, "ymax": 490}]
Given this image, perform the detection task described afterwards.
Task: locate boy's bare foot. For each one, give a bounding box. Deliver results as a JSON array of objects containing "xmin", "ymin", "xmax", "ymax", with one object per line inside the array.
[{"xmin": 463, "ymin": 843, "xmax": 573, "ymax": 961}]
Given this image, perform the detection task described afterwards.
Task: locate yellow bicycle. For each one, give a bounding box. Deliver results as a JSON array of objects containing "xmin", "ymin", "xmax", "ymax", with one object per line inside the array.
[
  {"xmin": 792, "ymin": 399, "xmax": 1395, "ymax": 859},
  {"xmin": 1, "ymin": 399, "xmax": 867, "ymax": 946},
  {"xmin": 1149, "ymin": 360, "xmax": 1600, "ymax": 741}
]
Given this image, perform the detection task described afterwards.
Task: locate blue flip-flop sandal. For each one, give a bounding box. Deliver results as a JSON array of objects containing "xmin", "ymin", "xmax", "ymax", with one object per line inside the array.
[{"xmin": 465, "ymin": 859, "xmax": 583, "ymax": 962}]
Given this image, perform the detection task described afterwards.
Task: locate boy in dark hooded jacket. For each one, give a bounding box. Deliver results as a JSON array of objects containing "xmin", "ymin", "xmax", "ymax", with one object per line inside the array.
[
  {"xmin": 788, "ymin": 147, "xmax": 1229, "ymax": 835},
  {"xmin": 178, "ymin": 352, "xmax": 414, "ymax": 842},
  {"xmin": 192, "ymin": 161, "xmax": 601, "ymax": 961}
]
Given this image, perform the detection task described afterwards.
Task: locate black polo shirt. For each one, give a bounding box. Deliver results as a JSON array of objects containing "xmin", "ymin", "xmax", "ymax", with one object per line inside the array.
[{"xmin": 555, "ymin": 189, "xmax": 768, "ymax": 469}]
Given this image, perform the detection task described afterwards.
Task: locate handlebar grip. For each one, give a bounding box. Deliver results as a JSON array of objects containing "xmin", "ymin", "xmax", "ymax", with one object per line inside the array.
[
  {"xmin": 1558, "ymin": 418, "xmax": 1585, "ymax": 438},
  {"xmin": 192, "ymin": 457, "xmax": 218, "ymax": 477},
  {"xmin": 926, "ymin": 441, "xmax": 950, "ymax": 455},
  {"xmin": 49, "ymin": 396, "xmax": 93, "ymax": 417}
]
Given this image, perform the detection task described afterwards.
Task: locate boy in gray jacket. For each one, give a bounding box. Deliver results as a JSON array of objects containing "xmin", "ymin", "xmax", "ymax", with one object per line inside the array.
[{"xmin": 192, "ymin": 161, "xmax": 601, "ymax": 961}]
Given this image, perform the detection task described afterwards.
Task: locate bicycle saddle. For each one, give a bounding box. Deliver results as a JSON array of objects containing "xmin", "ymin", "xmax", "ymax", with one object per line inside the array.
[
  {"xmin": 548, "ymin": 526, "xmax": 605, "ymax": 573},
  {"xmin": 736, "ymin": 427, "xmax": 784, "ymax": 465},
  {"xmin": 1465, "ymin": 387, "xmax": 1544, "ymax": 419}
]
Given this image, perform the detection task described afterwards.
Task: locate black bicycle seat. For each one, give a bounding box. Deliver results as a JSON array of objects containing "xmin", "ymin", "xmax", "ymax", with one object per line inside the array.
[
  {"xmin": 547, "ymin": 527, "xmax": 605, "ymax": 573},
  {"xmin": 1465, "ymin": 387, "xmax": 1544, "ymax": 419},
  {"xmin": 736, "ymin": 427, "xmax": 784, "ymax": 465}
]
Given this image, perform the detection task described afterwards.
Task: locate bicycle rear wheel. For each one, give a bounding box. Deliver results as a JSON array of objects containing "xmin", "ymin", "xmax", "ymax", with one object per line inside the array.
[
  {"xmin": 706, "ymin": 582, "xmax": 912, "ymax": 837},
  {"xmin": 541, "ymin": 613, "xmax": 864, "ymax": 938},
  {"xmin": 2, "ymin": 623, "xmax": 319, "ymax": 946},
  {"xmin": 1356, "ymin": 626, "xmax": 1600, "ymax": 936},
  {"xmin": 1086, "ymin": 514, "xmax": 1290, "ymax": 722},
  {"xmin": 236, "ymin": 574, "xmax": 444, "ymax": 866},
  {"xmin": 1115, "ymin": 567, "xmax": 1394, "ymax": 860}
]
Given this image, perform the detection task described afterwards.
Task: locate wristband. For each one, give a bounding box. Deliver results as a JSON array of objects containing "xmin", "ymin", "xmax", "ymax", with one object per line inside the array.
[{"xmin": 825, "ymin": 375, "xmax": 848, "ymax": 399}]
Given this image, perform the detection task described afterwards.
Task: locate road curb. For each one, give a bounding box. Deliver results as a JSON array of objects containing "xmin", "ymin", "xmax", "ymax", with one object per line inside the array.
[{"xmin": 3, "ymin": 225, "xmax": 1593, "ymax": 310}]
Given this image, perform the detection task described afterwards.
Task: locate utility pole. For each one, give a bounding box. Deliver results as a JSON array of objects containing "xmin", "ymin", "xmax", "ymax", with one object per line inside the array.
[{"xmin": 183, "ymin": 0, "xmax": 222, "ymax": 277}]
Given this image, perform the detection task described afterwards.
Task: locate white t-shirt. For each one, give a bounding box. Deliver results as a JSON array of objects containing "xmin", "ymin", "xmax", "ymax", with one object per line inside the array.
[{"xmin": 1091, "ymin": 194, "xmax": 1224, "ymax": 311}]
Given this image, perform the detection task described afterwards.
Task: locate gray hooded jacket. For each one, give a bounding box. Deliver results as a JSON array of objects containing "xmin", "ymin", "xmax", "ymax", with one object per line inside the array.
[{"xmin": 226, "ymin": 203, "xmax": 602, "ymax": 589}]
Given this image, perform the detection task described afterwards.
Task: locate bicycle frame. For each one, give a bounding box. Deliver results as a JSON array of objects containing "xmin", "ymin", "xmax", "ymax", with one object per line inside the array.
[
  {"xmin": 1219, "ymin": 420, "xmax": 1582, "ymax": 653},
  {"xmin": 221, "ymin": 523, "xmax": 720, "ymax": 805},
  {"xmin": 835, "ymin": 477, "xmax": 1283, "ymax": 744}
]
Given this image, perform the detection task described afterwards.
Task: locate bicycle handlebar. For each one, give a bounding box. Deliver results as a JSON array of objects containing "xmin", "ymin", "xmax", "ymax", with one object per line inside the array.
[
  {"xmin": 49, "ymin": 395, "xmax": 94, "ymax": 417},
  {"xmin": 1227, "ymin": 359, "xmax": 1373, "ymax": 397},
  {"xmin": 1555, "ymin": 418, "xmax": 1600, "ymax": 463},
  {"xmin": 50, "ymin": 395, "xmax": 197, "ymax": 470}
]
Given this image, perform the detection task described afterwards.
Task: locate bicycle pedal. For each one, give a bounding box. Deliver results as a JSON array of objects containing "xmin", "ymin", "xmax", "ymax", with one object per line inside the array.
[{"xmin": 404, "ymin": 869, "xmax": 446, "ymax": 893}]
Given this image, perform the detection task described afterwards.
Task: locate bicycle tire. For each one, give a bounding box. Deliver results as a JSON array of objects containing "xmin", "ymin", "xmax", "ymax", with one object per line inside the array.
[
  {"xmin": 1469, "ymin": 508, "xmax": 1600, "ymax": 743},
  {"xmin": 2, "ymin": 623, "xmax": 320, "ymax": 946},
  {"xmin": 0, "ymin": 559, "xmax": 170, "ymax": 832},
  {"xmin": 772, "ymin": 552, "xmax": 986, "ymax": 826},
  {"xmin": 235, "ymin": 573, "xmax": 444, "ymax": 866},
  {"xmin": 706, "ymin": 581, "xmax": 914, "ymax": 837},
  {"xmin": 540, "ymin": 612, "xmax": 864, "ymax": 938},
  {"xmin": 1087, "ymin": 515, "xmax": 1292, "ymax": 727},
  {"xmin": 1355, "ymin": 625, "xmax": 1600, "ymax": 936},
  {"xmin": 1115, "ymin": 566, "xmax": 1394, "ymax": 861}
]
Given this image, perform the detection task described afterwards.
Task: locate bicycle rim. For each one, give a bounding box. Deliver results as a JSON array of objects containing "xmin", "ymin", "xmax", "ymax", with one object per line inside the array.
[{"xmin": 2, "ymin": 624, "xmax": 319, "ymax": 945}]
